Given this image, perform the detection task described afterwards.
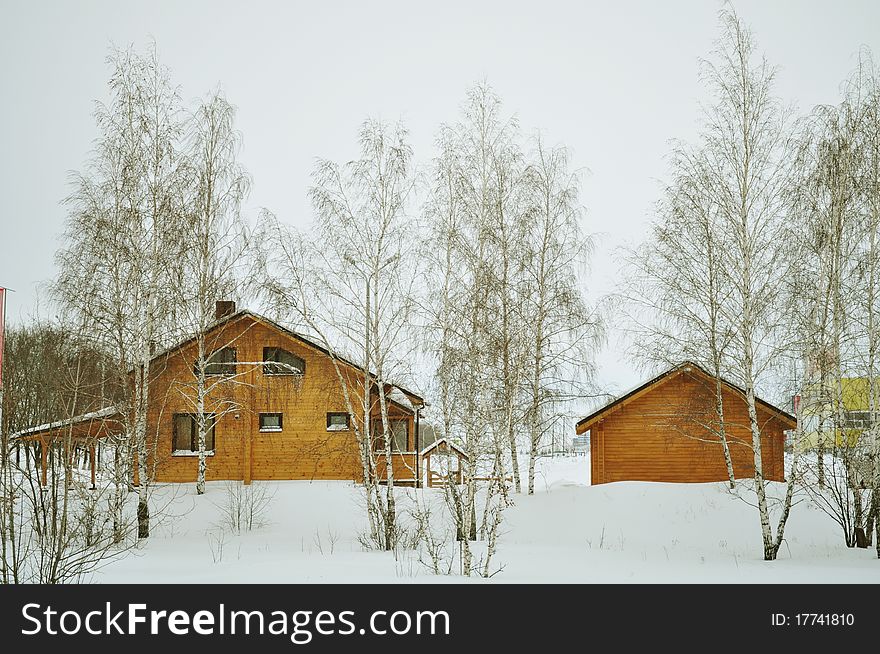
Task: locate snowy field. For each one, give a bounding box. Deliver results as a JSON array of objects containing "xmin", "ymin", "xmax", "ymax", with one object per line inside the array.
[{"xmin": 95, "ymin": 456, "xmax": 879, "ymax": 583}]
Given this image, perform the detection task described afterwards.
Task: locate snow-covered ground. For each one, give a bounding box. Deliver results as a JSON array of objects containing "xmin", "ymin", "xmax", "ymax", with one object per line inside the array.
[{"xmin": 95, "ymin": 455, "xmax": 879, "ymax": 583}]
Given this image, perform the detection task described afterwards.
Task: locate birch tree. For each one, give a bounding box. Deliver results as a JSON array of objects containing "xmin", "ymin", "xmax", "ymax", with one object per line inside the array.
[
  {"xmin": 482, "ymin": 112, "xmax": 529, "ymax": 496},
  {"xmin": 620, "ymin": 140, "xmax": 739, "ymax": 487},
  {"xmin": 260, "ymin": 118, "xmax": 418, "ymax": 551},
  {"xmin": 54, "ymin": 44, "xmax": 186, "ymax": 539},
  {"xmin": 174, "ymin": 89, "xmax": 251, "ymax": 495},
  {"xmin": 855, "ymin": 51, "xmax": 880, "ymax": 558},
  {"xmin": 703, "ymin": 10, "xmax": 797, "ymax": 560},
  {"xmin": 521, "ymin": 137, "xmax": 602, "ymax": 494},
  {"xmin": 423, "ymin": 84, "xmax": 520, "ymax": 574},
  {"xmin": 841, "ymin": 49, "xmax": 880, "ymax": 555},
  {"xmin": 787, "ymin": 69, "xmax": 869, "ymax": 547}
]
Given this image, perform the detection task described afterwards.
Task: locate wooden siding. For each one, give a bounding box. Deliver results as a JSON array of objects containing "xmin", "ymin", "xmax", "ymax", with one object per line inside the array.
[
  {"xmin": 146, "ymin": 315, "xmax": 415, "ymax": 484},
  {"xmin": 589, "ymin": 372, "xmax": 787, "ymax": 484},
  {"xmin": 375, "ymin": 452, "xmax": 421, "ymax": 484}
]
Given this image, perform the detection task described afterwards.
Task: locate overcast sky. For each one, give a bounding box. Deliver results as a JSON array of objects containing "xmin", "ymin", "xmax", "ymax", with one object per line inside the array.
[{"xmin": 1, "ymin": 0, "xmax": 878, "ymax": 393}]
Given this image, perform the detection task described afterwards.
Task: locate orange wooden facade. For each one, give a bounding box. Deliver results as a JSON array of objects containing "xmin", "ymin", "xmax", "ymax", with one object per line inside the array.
[
  {"xmin": 149, "ymin": 313, "xmax": 423, "ymax": 484},
  {"xmin": 576, "ymin": 364, "xmax": 794, "ymax": 485}
]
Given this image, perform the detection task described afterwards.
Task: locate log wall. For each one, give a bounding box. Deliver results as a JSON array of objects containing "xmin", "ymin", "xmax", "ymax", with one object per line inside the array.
[{"xmin": 589, "ymin": 372, "xmax": 787, "ymax": 484}]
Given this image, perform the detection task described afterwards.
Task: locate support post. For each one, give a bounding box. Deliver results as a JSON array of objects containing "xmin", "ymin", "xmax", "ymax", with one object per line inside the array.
[
  {"xmin": 40, "ymin": 439, "xmax": 48, "ymax": 487},
  {"xmin": 426, "ymin": 451, "xmax": 432, "ymax": 488},
  {"xmin": 243, "ymin": 431, "xmax": 252, "ymax": 485},
  {"xmin": 89, "ymin": 444, "xmax": 96, "ymax": 490},
  {"xmin": 414, "ymin": 407, "xmax": 420, "ymax": 488}
]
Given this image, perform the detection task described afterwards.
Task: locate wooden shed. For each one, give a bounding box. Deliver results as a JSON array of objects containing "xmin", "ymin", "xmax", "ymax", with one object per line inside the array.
[{"xmin": 576, "ymin": 362, "xmax": 795, "ymax": 485}]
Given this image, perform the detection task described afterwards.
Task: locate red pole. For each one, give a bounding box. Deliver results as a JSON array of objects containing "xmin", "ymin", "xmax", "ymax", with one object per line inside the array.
[
  {"xmin": 0, "ymin": 288, "xmax": 6, "ymax": 453},
  {"xmin": 0, "ymin": 286, "xmax": 6, "ymax": 390}
]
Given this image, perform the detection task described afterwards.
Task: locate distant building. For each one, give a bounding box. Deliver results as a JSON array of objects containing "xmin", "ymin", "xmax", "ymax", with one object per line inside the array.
[
  {"xmin": 797, "ymin": 376, "xmax": 878, "ymax": 451},
  {"xmin": 572, "ymin": 435, "xmax": 589, "ymax": 454}
]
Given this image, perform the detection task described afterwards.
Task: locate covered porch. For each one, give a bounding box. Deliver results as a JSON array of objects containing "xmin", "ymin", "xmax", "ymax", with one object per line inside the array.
[{"xmin": 12, "ymin": 407, "xmax": 125, "ymax": 488}]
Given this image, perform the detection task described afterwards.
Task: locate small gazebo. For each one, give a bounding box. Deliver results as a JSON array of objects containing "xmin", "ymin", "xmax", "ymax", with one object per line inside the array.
[{"xmin": 420, "ymin": 437, "xmax": 467, "ymax": 488}]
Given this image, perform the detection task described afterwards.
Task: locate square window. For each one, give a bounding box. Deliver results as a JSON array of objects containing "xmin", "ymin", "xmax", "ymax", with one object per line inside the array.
[
  {"xmin": 260, "ymin": 413, "xmax": 283, "ymax": 432},
  {"xmin": 327, "ymin": 412, "xmax": 350, "ymax": 431},
  {"xmin": 172, "ymin": 413, "xmax": 216, "ymax": 453}
]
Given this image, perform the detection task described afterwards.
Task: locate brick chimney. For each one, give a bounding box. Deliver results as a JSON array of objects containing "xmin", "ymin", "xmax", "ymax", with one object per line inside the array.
[{"xmin": 215, "ymin": 300, "xmax": 236, "ymax": 321}]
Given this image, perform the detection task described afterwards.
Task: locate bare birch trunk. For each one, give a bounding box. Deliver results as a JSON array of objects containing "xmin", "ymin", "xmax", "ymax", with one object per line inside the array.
[
  {"xmin": 135, "ymin": 361, "xmax": 150, "ymax": 540},
  {"xmin": 196, "ymin": 335, "xmax": 207, "ymax": 495},
  {"xmin": 713, "ymin": 368, "xmax": 735, "ymax": 488},
  {"xmin": 261, "ymin": 118, "xmax": 415, "ymax": 553},
  {"xmin": 705, "ymin": 230, "xmax": 735, "ymax": 488}
]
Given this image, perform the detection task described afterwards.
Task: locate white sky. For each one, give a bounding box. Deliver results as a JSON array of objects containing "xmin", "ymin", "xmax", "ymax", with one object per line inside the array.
[{"xmin": 1, "ymin": 0, "xmax": 879, "ymax": 394}]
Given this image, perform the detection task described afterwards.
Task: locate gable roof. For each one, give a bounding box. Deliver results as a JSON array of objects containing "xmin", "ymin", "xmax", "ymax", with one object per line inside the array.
[
  {"xmin": 420, "ymin": 437, "xmax": 468, "ymax": 459},
  {"xmin": 575, "ymin": 361, "xmax": 796, "ymax": 434},
  {"xmin": 14, "ymin": 310, "xmax": 423, "ymax": 440},
  {"xmin": 152, "ymin": 309, "xmax": 424, "ymax": 407}
]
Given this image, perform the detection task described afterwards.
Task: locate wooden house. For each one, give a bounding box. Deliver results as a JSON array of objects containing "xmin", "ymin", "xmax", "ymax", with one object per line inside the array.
[
  {"xmin": 576, "ymin": 362, "xmax": 795, "ymax": 485},
  {"xmin": 15, "ymin": 303, "xmax": 425, "ymax": 487}
]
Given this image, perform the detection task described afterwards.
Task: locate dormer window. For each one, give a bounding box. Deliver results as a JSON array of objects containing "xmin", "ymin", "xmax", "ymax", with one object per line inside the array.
[
  {"xmin": 263, "ymin": 347, "xmax": 305, "ymax": 375},
  {"xmin": 203, "ymin": 347, "xmax": 237, "ymax": 376}
]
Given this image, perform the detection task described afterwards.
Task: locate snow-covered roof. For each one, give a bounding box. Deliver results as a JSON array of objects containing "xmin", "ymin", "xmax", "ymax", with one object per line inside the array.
[
  {"xmin": 420, "ymin": 437, "xmax": 467, "ymax": 458},
  {"xmin": 387, "ymin": 386, "xmax": 415, "ymax": 412},
  {"xmin": 12, "ymin": 406, "xmax": 121, "ymax": 439}
]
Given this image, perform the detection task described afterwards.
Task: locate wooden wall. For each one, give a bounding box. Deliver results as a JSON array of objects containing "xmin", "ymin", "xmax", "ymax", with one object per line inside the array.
[
  {"xmin": 589, "ymin": 372, "xmax": 787, "ymax": 484},
  {"xmin": 375, "ymin": 452, "xmax": 421, "ymax": 484},
  {"xmin": 146, "ymin": 315, "xmax": 415, "ymax": 484}
]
